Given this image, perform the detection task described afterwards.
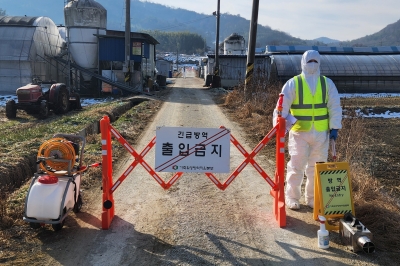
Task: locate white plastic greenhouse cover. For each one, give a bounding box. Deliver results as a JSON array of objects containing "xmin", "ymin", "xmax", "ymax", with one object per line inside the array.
[
  {"xmin": 267, "ymin": 45, "xmax": 400, "ymax": 93},
  {"xmin": 0, "ymin": 16, "xmax": 65, "ymax": 95}
]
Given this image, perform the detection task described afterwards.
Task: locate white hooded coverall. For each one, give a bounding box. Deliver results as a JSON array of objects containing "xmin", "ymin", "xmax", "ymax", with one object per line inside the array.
[{"xmin": 276, "ymin": 50, "xmax": 342, "ymax": 209}]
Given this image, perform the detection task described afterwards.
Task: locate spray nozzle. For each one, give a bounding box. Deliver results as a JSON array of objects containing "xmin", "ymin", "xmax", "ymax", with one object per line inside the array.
[{"xmin": 318, "ymin": 215, "xmax": 326, "ymax": 222}]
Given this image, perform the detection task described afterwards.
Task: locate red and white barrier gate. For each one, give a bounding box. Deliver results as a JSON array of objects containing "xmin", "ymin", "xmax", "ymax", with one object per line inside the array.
[{"xmin": 100, "ymin": 95, "xmax": 287, "ymax": 229}]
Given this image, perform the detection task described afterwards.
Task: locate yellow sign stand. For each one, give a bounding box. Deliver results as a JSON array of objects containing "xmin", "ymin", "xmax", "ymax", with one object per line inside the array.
[{"xmin": 313, "ymin": 161, "xmax": 355, "ymax": 231}]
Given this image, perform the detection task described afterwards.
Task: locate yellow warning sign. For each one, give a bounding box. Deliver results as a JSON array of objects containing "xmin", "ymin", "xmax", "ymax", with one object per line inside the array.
[{"xmin": 313, "ymin": 161, "xmax": 355, "ymax": 231}]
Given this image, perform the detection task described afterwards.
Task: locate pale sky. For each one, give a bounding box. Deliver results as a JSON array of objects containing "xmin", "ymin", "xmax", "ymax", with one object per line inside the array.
[{"xmin": 142, "ymin": 0, "xmax": 400, "ymax": 41}]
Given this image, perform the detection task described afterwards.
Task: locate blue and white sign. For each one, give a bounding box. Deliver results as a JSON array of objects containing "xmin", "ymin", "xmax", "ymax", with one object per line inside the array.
[{"xmin": 155, "ymin": 127, "xmax": 231, "ymax": 173}]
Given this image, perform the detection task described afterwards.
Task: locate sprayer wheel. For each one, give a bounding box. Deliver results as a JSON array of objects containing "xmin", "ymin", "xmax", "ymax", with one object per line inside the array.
[
  {"xmin": 73, "ymin": 194, "xmax": 83, "ymax": 213},
  {"xmin": 52, "ymin": 220, "xmax": 65, "ymax": 231},
  {"xmin": 29, "ymin": 222, "xmax": 41, "ymax": 229},
  {"xmin": 51, "ymin": 208, "xmax": 66, "ymax": 231}
]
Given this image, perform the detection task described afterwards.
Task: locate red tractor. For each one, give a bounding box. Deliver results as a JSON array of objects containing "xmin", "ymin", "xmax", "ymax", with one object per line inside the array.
[{"xmin": 6, "ymin": 78, "xmax": 81, "ymax": 119}]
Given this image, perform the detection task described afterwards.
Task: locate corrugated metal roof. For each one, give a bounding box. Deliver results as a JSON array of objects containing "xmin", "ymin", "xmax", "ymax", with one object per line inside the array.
[
  {"xmin": 207, "ymin": 54, "xmax": 268, "ymax": 59},
  {"xmin": 0, "ymin": 16, "xmax": 39, "ymax": 26},
  {"xmin": 224, "ymin": 33, "xmax": 245, "ymax": 42},
  {"xmin": 272, "ymin": 54, "xmax": 400, "ymax": 77},
  {"xmin": 94, "ymin": 30, "xmax": 159, "ymax": 45},
  {"xmin": 266, "ymin": 45, "xmax": 400, "ymax": 54},
  {"xmin": 271, "ymin": 53, "xmax": 400, "ymax": 93}
]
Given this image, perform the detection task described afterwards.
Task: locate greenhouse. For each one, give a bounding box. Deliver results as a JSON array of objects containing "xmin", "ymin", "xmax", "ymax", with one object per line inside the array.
[
  {"xmin": 268, "ymin": 46, "xmax": 400, "ymax": 93},
  {"xmin": 0, "ymin": 16, "xmax": 66, "ymax": 95}
]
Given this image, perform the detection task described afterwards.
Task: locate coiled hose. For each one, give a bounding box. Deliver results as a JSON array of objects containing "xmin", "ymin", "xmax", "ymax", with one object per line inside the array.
[{"xmin": 37, "ymin": 137, "xmax": 77, "ymax": 176}]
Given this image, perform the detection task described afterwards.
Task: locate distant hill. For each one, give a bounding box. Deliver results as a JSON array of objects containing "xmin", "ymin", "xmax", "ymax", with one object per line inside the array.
[
  {"xmin": 1, "ymin": 0, "xmax": 399, "ymax": 48},
  {"xmin": 104, "ymin": 0, "xmax": 307, "ymax": 47},
  {"xmin": 0, "ymin": 0, "xmax": 307, "ymax": 48},
  {"xmin": 343, "ymin": 19, "xmax": 400, "ymax": 46},
  {"xmin": 313, "ymin": 37, "xmax": 340, "ymax": 45}
]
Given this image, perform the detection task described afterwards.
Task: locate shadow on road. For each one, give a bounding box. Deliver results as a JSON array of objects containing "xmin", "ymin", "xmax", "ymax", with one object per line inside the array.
[{"xmin": 34, "ymin": 214, "xmax": 352, "ymax": 265}]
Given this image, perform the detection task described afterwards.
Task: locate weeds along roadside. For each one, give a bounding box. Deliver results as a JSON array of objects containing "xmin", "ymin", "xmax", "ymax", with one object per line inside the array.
[
  {"xmin": 1, "ymin": 81, "xmax": 399, "ymax": 253},
  {"xmin": 0, "ymin": 100, "xmax": 129, "ymax": 190},
  {"xmin": 0, "ymin": 98, "xmax": 163, "ymax": 230},
  {"xmin": 220, "ymin": 77, "xmax": 400, "ymax": 253}
]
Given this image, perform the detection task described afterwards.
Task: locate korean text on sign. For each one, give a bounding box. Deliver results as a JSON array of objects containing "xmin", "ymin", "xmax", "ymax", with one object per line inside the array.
[{"xmin": 155, "ymin": 127, "xmax": 231, "ymax": 173}]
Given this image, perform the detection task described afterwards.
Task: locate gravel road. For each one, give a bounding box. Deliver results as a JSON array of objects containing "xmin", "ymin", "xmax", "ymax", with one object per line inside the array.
[{"xmin": 39, "ymin": 73, "xmax": 387, "ymax": 266}]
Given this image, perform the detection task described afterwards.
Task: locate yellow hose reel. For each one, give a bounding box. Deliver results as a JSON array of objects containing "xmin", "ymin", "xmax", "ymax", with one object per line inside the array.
[{"xmin": 37, "ymin": 137, "xmax": 76, "ymax": 175}]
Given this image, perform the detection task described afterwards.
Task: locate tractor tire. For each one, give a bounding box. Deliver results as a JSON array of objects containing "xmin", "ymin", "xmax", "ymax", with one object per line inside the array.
[
  {"xmin": 5, "ymin": 100, "xmax": 17, "ymax": 119},
  {"xmin": 26, "ymin": 109, "xmax": 38, "ymax": 115},
  {"xmin": 70, "ymin": 93, "xmax": 82, "ymax": 110},
  {"xmin": 53, "ymin": 86, "xmax": 70, "ymax": 114},
  {"xmin": 39, "ymin": 101, "xmax": 49, "ymax": 119}
]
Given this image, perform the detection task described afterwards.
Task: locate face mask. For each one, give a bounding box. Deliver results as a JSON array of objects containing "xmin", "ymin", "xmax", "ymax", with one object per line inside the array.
[{"xmin": 305, "ymin": 62, "xmax": 319, "ymax": 74}]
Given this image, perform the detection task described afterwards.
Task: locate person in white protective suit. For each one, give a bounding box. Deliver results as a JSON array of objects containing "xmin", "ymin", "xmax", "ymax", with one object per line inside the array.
[{"xmin": 274, "ymin": 50, "xmax": 342, "ymax": 210}]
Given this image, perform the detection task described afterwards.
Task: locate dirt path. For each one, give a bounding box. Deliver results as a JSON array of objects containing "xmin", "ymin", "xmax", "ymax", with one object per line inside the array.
[{"xmin": 36, "ymin": 76, "xmax": 390, "ymax": 266}]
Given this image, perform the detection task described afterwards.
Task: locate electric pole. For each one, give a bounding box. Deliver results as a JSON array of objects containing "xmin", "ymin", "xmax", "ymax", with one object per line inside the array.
[
  {"xmin": 212, "ymin": 0, "xmax": 221, "ymax": 87},
  {"xmin": 244, "ymin": 0, "xmax": 259, "ymax": 100},
  {"xmin": 124, "ymin": 0, "xmax": 131, "ymax": 83}
]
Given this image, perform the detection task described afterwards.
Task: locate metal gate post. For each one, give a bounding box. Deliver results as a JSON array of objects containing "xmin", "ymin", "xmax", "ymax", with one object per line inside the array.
[
  {"xmin": 270, "ymin": 93, "xmax": 286, "ymax": 227},
  {"xmin": 274, "ymin": 116, "xmax": 286, "ymax": 227},
  {"xmin": 100, "ymin": 115, "xmax": 115, "ymax": 229}
]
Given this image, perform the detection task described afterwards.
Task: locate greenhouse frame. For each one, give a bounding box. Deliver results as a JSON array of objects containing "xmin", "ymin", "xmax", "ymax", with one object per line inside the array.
[
  {"xmin": 268, "ymin": 45, "xmax": 400, "ymax": 93},
  {"xmin": 0, "ymin": 16, "xmax": 66, "ymax": 95}
]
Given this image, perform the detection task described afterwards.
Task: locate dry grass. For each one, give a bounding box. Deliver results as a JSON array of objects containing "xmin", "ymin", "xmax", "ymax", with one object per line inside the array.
[
  {"xmin": 221, "ymin": 78, "xmax": 280, "ymax": 140},
  {"xmin": 218, "ymin": 77, "xmax": 400, "ymax": 254},
  {"xmin": 1, "ymin": 81, "xmax": 399, "ymax": 257},
  {"xmin": 0, "ymin": 97, "xmax": 165, "ymax": 228},
  {"xmin": 0, "ymin": 93, "xmax": 171, "ymax": 264}
]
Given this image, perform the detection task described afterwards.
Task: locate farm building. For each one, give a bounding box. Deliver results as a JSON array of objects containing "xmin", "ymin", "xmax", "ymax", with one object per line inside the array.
[
  {"xmin": 0, "ymin": 16, "xmax": 66, "ymax": 95},
  {"xmin": 156, "ymin": 59, "xmax": 172, "ymax": 77},
  {"xmin": 95, "ymin": 30, "xmax": 159, "ymax": 94},
  {"xmin": 204, "ymin": 45, "xmax": 400, "ymax": 93},
  {"xmin": 0, "ymin": 0, "xmax": 160, "ymax": 97},
  {"xmin": 204, "ymin": 54, "xmax": 271, "ymax": 87},
  {"xmin": 224, "ymin": 33, "xmax": 246, "ymax": 55},
  {"xmin": 268, "ymin": 45, "xmax": 400, "ymax": 93}
]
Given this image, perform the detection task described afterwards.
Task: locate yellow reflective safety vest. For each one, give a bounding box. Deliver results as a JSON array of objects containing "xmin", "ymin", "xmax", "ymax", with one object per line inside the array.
[{"xmin": 290, "ymin": 74, "xmax": 329, "ymax": 132}]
